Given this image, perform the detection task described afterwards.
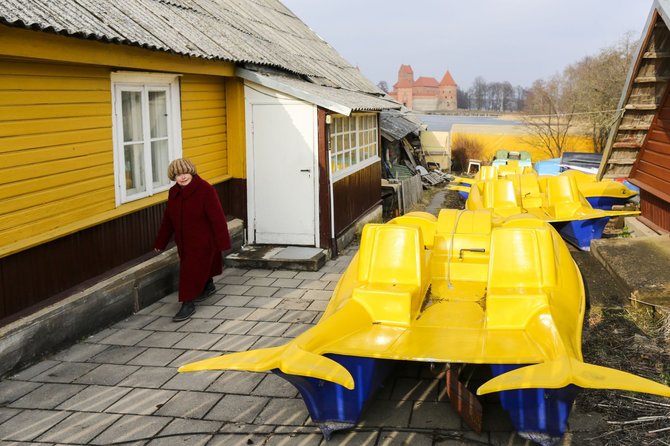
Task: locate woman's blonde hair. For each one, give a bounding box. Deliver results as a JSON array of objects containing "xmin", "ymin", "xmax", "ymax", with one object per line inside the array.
[{"xmin": 167, "ymin": 158, "xmax": 197, "ymax": 181}]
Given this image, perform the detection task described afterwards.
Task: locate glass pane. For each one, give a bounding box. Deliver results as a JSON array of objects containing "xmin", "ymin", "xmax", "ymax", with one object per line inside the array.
[
  {"xmin": 337, "ymin": 154, "xmax": 344, "ymax": 170},
  {"xmin": 124, "ymin": 143, "xmax": 146, "ymax": 194},
  {"xmin": 149, "ymin": 90, "xmax": 168, "ymax": 138},
  {"xmin": 151, "ymin": 139, "xmax": 169, "ymax": 187},
  {"xmin": 335, "ymin": 118, "xmax": 341, "ymax": 133},
  {"xmin": 343, "ymin": 133, "xmax": 350, "ymax": 150},
  {"xmin": 121, "ymin": 91, "xmax": 143, "ymax": 143},
  {"xmin": 351, "ymin": 149, "xmax": 358, "ymax": 164},
  {"xmin": 336, "ymin": 135, "xmax": 343, "ymax": 152}
]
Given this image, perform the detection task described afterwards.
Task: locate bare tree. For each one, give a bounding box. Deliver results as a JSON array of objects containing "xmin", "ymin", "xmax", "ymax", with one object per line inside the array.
[
  {"xmin": 514, "ymin": 86, "xmax": 528, "ymax": 111},
  {"xmin": 469, "ymin": 76, "xmax": 487, "ymax": 110},
  {"xmin": 457, "ymin": 87, "xmax": 470, "ymax": 109},
  {"xmin": 562, "ymin": 32, "xmax": 637, "ymax": 152},
  {"xmin": 464, "ymin": 78, "xmax": 523, "ymax": 112},
  {"xmin": 522, "ymin": 78, "xmax": 575, "ymax": 158},
  {"xmin": 377, "ymin": 80, "xmax": 389, "ymax": 93},
  {"xmin": 487, "ymin": 81, "xmax": 515, "ymax": 112}
]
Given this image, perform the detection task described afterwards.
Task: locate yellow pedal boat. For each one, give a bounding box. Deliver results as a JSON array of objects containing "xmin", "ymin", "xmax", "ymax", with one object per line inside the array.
[
  {"xmin": 450, "ymin": 165, "xmax": 637, "ymax": 211},
  {"xmin": 180, "ymin": 210, "xmax": 669, "ymax": 444},
  {"xmin": 465, "ymin": 173, "xmax": 639, "ymax": 250}
]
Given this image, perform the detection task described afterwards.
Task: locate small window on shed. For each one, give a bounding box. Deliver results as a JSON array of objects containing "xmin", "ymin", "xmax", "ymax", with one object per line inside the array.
[{"xmin": 329, "ymin": 113, "xmax": 379, "ymax": 180}]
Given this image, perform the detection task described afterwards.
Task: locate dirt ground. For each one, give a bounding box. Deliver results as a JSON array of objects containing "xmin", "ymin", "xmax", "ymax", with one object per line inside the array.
[
  {"xmin": 411, "ymin": 184, "xmax": 670, "ymax": 445},
  {"xmin": 572, "ymin": 244, "xmax": 670, "ymax": 445}
]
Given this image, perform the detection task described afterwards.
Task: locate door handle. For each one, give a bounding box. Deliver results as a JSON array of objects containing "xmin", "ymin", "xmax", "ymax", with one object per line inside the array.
[{"xmin": 300, "ymin": 169, "xmax": 311, "ymax": 173}]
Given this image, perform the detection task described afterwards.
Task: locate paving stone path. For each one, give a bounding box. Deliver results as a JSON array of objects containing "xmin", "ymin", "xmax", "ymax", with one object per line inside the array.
[{"xmin": 0, "ymin": 240, "xmax": 608, "ymax": 445}]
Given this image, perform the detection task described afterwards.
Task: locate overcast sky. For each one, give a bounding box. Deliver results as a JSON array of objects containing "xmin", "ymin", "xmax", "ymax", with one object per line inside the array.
[{"xmin": 281, "ymin": 0, "xmax": 654, "ymax": 90}]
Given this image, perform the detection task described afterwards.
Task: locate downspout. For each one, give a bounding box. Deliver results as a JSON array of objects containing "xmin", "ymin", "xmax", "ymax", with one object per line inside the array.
[
  {"xmin": 326, "ymin": 114, "xmax": 337, "ymax": 258},
  {"xmin": 328, "ymin": 147, "xmax": 338, "ymax": 259}
]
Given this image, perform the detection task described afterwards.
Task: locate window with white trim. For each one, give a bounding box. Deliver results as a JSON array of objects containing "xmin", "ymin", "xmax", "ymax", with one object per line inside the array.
[
  {"xmin": 329, "ymin": 113, "xmax": 379, "ymax": 179},
  {"xmin": 112, "ymin": 72, "xmax": 182, "ymax": 204}
]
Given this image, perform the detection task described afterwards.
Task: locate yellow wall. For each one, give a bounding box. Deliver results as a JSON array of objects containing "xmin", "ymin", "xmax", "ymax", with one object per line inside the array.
[
  {"xmin": 181, "ymin": 74, "xmax": 229, "ymax": 179},
  {"xmin": 452, "ymin": 129, "xmax": 595, "ymax": 163},
  {"xmin": 0, "ymin": 59, "xmax": 115, "ymax": 254},
  {"xmin": 0, "ymin": 55, "xmax": 242, "ymax": 258}
]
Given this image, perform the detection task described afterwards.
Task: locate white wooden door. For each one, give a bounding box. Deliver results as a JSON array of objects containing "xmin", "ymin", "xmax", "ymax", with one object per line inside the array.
[{"xmin": 250, "ymin": 103, "xmax": 317, "ymax": 245}]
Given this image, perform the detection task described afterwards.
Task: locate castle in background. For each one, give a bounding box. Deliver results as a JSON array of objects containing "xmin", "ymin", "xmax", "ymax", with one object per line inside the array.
[{"xmin": 388, "ymin": 64, "xmax": 458, "ymax": 112}]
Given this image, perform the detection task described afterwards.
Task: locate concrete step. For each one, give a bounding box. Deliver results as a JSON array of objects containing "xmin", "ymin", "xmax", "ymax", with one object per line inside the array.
[{"xmin": 225, "ymin": 245, "xmax": 328, "ymax": 271}]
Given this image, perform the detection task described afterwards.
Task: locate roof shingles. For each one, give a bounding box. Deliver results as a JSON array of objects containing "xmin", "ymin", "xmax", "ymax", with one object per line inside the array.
[{"xmin": 0, "ymin": 0, "xmax": 385, "ymax": 96}]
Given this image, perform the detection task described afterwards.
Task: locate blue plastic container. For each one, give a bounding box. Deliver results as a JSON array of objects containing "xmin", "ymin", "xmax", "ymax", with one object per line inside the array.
[{"xmin": 534, "ymin": 158, "xmax": 561, "ymax": 176}]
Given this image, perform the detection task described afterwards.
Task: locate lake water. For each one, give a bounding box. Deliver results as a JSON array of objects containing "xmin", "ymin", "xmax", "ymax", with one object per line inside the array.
[{"xmin": 418, "ymin": 114, "xmax": 522, "ymax": 132}]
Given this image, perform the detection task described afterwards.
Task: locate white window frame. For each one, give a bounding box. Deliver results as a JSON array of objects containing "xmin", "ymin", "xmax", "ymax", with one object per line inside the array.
[
  {"xmin": 329, "ymin": 113, "xmax": 379, "ymax": 181},
  {"xmin": 111, "ymin": 72, "xmax": 183, "ymax": 206}
]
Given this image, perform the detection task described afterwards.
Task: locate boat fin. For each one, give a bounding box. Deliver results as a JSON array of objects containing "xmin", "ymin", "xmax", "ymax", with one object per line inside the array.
[
  {"xmin": 178, "ymin": 303, "xmax": 375, "ymax": 389},
  {"xmin": 178, "ymin": 346, "xmax": 287, "ymax": 373},
  {"xmin": 477, "ymin": 358, "xmax": 571, "ymax": 394},
  {"xmin": 178, "ymin": 344, "xmax": 355, "ymax": 389},
  {"xmin": 569, "ymin": 359, "xmax": 670, "ymax": 396},
  {"xmin": 450, "ymin": 176, "xmax": 474, "ymax": 185},
  {"xmin": 477, "ymin": 358, "xmax": 670, "ymax": 397},
  {"xmin": 448, "ymin": 184, "xmax": 471, "ymax": 193},
  {"xmin": 602, "ymin": 209, "xmax": 640, "ymax": 217}
]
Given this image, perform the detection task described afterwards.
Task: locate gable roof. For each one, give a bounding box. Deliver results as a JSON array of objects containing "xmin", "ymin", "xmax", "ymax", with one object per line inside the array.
[
  {"xmin": 0, "ymin": 0, "xmax": 387, "ymax": 101},
  {"xmin": 379, "ymin": 110, "xmax": 422, "ymax": 141},
  {"xmin": 414, "ymin": 76, "xmax": 439, "ymax": 87},
  {"xmin": 599, "ymin": 0, "xmax": 670, "ymax": 179},
  {"xmin": 440, "ymin": 71, "xmax": 457, "ymax": 87},
  {"xmin": 393, "ymin": 79, "xmax": 413, "ymax": 89}
]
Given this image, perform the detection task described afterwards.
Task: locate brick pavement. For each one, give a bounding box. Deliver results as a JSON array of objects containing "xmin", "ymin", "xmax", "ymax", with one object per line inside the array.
[{"xmin": 0, "ymin": 244, "xmax": 604, "ymax": 445}]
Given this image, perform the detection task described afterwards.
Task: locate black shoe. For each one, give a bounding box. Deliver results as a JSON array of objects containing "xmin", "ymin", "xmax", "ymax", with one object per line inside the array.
[
  {"xmin": 173, "ymin": 302, "xmax": 195, "ymax": 322},
  {"xmin": 195, "ymin": 280, "xmax": 216, "ymax": 302}
]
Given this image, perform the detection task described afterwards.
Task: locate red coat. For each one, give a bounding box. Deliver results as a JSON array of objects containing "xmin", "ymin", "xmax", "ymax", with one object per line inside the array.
[{"xmin": 154, "ymin": 175, "xmax": 231, "ymax": 302}]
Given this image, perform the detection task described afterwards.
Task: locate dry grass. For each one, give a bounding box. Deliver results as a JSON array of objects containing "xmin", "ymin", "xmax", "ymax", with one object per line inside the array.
[
  {"xmin": 451, "ymin": 135, "xmax": 485, "ymax": 172},
  {"xmin": 579, "ymin": 305, "xmax": 670, "ymax": 445}
]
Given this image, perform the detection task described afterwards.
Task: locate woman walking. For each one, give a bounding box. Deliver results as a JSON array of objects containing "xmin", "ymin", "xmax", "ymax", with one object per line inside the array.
[{"xmin": 154, "ymin": 158, "xmax": 231, "ymax": 321}]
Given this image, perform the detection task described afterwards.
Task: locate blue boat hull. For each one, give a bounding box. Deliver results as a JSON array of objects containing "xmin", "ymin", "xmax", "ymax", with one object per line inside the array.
[
  {"xmin": 586, "ymin": 196, "xmax": 630, "ymax": 210},
  {"xmin": 272, "ymin": 355, "xmax": 579, "ymax": 444},
  {"xmin": 491, "ymin": 364, "xmax": 580, "ymax": 446},
  {"xmin": 273, "ymin": 354, "xmax": 395, "ymax": 439},
  {"xmin": 551, "ymin": 217, "xmax": 610, "ymax": 250}
]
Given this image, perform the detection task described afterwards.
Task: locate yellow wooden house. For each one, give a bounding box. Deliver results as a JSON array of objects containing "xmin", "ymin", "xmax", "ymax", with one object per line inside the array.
[{"xmin": 0, "ymin": 0, "xmax": 399, "ymax": 324}]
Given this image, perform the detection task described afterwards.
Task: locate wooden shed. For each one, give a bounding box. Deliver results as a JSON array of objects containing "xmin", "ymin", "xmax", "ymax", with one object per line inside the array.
[{"xmin": 599, "ymin": 0, "xmax": 670, "ymax": 232}]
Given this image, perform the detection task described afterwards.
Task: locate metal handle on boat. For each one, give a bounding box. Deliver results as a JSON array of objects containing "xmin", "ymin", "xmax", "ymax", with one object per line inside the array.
[{"xmin": 459, "ymin": 248, "xmax": 486, "ymax": 260}]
